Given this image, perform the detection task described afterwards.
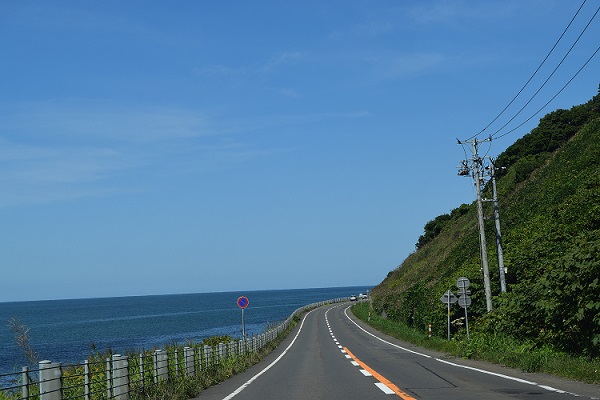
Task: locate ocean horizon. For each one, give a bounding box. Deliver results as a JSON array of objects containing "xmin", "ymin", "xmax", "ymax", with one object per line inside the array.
[{"xmin": 0, "ymin": 285, "xmax": 371, "ymax": 375}]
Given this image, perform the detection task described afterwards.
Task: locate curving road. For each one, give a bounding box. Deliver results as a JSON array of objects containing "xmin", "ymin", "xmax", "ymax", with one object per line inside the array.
[{"xmin": 195, "ymin": 303, "xmax": 600, "ymax": 400}]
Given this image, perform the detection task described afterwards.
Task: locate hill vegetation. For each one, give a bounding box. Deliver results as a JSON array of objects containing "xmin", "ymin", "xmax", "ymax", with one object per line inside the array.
[{"xmin": 371, "ymin": 86, "xmax": 600, "ymax": 359}]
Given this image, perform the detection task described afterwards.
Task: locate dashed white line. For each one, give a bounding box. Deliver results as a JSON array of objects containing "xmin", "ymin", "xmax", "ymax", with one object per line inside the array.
[
  {"xmin": 375, "ymin": 382, "xmax": 396, "ymax": 394},
  {"xmin": 342, "ymin": 305, "xmax": 585, "ymax": 398},
  {"xmin": 326, "ymin": 307, "xmax": 401, "ymax": 396}
]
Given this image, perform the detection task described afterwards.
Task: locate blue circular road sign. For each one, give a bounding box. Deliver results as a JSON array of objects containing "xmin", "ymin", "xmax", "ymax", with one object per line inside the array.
[{"xmin": 237, "ymin": 296, "xmax": 249, "ymax": 309}]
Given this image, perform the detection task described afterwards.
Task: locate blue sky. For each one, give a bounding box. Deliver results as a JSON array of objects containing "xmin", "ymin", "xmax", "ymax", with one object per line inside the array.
[{"xmin": 1, "ymin": 1, "xmax": 599, "ymax": 302}]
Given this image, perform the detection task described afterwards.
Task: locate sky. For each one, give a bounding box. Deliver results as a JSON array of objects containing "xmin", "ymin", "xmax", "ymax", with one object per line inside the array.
[{"xmin": 1, "ymin": 1, "xmax": 599, "ymax": 302}]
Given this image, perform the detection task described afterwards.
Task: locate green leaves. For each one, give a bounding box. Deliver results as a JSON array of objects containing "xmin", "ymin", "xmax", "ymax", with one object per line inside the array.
[{"xmin": 372, "ymin": 86, "xmax": 600, "ymax": 359}]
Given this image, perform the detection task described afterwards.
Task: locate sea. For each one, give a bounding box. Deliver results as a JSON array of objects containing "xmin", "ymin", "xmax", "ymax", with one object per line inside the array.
[{"xmin": 0, "ymin": 286, "xmax": 369, "ymax": 376}]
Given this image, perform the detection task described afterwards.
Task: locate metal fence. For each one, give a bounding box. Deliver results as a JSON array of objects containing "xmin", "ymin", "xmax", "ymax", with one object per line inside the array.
[{"xmin": 0, "ymin": 298, "xmax": 345, "ymax": 400}]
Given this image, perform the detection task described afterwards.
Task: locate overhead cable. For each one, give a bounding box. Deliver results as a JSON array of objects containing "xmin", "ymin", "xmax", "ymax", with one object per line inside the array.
[
  {"xmin": 490, "ymin": 3, "xmax": 600, "ymax": 139},
  {"xmin": 467, "ymin": 0, "xmax": 588, "ymax": 142},
  {"xmin": 493, "ymin": 42, "xmax": 600, "ymax": 140}
]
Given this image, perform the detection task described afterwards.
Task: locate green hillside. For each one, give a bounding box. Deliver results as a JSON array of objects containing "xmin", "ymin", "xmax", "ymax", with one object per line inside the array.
[{"xmin": 371, "ymin": 86, "xmax": 600, "ymax": 358}]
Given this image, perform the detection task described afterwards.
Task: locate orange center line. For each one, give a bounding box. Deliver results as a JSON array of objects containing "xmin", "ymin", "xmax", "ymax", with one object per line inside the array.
[{"xmin": 343, "ymin": 347, "xmax": 416, "ymax": 400}]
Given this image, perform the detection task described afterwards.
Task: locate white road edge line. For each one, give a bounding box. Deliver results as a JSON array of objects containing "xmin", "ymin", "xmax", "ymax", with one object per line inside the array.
[
  {"xmin": 222, "ymin": 308, "xmax": 317, "ymax": 400},
  {"xmin": 343, "ymin": 305, "xmax": 582, "ymax": 398},
  {"xmin": 343, "ymin": 306, "xmax": 431, "ymax": 358}
]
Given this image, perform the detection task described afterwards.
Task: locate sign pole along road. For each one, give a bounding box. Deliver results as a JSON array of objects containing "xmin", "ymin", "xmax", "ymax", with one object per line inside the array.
[
  {"xmin": 440, "ymin": 290, "xmax": 458, "ymax": 341},
  {"xmin": 457, "ymin": 277, "xmax": 472, "ymax": 339},
  {"xmin": 237, "ymin": 296, "xmax": 249, "ymax": 338}
]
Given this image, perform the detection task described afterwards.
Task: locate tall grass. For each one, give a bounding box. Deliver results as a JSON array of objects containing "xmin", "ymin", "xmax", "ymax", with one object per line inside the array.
[
  {"xmin": 0, "ymin": 318, "xmax": 300, "ymax": 400},
  {"xmin": 351, "ymin": 303, "xmax": 600, "ymax": 384}
]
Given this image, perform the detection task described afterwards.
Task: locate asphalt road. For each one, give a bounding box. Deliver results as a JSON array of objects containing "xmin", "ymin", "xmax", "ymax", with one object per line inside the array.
[{"xmin": 194, "ymin": 303, "xmax": 600, "ymax": 400}]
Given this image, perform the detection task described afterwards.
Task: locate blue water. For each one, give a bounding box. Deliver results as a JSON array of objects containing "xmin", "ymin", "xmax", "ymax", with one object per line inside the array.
[{"xmin": 0, "ymin": 286, "xmax": 368, "ymax": 375}]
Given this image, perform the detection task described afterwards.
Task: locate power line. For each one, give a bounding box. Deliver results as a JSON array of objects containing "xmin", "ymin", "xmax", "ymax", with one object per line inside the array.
[
  {"xmin": 493, "ymin": 42, "xmax": 600, "ymax": 140},
  {"xmin": 464, "ymin": 0, "xmax": 588, "ymax": 142},
  {"xmin": 490, "ymin": 3, "xmax": 600, "ymax": 139}
]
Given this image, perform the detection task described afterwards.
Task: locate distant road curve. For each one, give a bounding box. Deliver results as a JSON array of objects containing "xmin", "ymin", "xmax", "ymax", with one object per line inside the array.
[{"xmin": 195, "ymin": 303, "xmax": 600, "ymax": 400}]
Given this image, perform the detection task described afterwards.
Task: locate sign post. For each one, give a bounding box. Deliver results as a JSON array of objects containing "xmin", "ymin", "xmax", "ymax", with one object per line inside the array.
[
  {"xmin": 237, "ymin": 296, "xmax": 249, "ymax": 338},
  {"xmin": 457, "ymin": 277, "xmax": 471, "ymax": 339},
  {"xmin": 440, "ymin": 290, "xmax": 458, "ymax": 341}
]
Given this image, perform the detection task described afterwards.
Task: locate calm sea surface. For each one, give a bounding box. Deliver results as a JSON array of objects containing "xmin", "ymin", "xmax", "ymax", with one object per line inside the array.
[{"xmin": 0, "ymin": 286, "xmax": 369, "ymax": 375}]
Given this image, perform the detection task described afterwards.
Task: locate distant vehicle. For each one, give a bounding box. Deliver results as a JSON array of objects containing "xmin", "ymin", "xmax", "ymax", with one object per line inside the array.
[
  {"xmin": 359, "ymin": 293, "xmax": 368, "ymax": 299},
  {"xmin": 349, "ymin": 295, "xmax": 357, "ymax": 301}
]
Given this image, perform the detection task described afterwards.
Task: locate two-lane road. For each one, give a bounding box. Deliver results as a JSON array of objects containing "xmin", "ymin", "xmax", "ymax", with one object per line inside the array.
[{"xmin": 195, "ymin": 303, "xmax": 600, "ymax": 399}]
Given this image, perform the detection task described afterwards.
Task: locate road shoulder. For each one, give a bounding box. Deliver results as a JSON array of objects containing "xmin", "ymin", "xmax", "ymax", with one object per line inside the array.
[{"xmin": 345, "ymin": 307, "xmax": 600, "ymax": 400}]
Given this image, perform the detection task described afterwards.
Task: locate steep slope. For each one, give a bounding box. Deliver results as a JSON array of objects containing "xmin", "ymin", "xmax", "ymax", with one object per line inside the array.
[{"xmin": 371, "ymin": 88, "xmax": 600, "ymax": 357}]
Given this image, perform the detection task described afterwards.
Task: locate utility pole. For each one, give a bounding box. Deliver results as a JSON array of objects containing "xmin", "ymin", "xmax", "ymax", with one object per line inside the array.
[
  {"xmin": 457, "ymin": 138, "xmax": 493, "ymax": 312},
  {"xmin": 489, "ymin": 160, "xmax": 507, "ymax": 293}
]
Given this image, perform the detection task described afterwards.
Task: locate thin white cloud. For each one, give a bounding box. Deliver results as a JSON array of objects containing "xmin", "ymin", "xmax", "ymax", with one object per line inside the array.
[
  {"xmin": 0, "ymin": 138, "xmax": 133, "ymax": 206},
  {"xmin": 373, "ymin": 52, "xmax": 447, "ymax": 79},
  {"xmin": 0, "ymin": 100, "xmax": 369, "ymax": 206},
  {"xmin": 217, "ymin": 110, "xmax": 371, "ymax": 135},
  {"xmin": 264, "ymin": 87, "xmax": 300, "ymax": 99},
  {"xmin": 193, "ymin": 65, "xmax": 245, "ymax": 77},
  {"xmin": 354, "ymin": 20, "xmax": 394, "ymax": 37},
  {"xmin": 0, "ymin": 142, "xmax": 127, "ymax": 184},
  {"xmin": 279, "ymin": 88, "xmax": 299, "ymax": 98},
  {"xmin": 261, "ymin": 52, "xmax": 305, "ymax": 73},
  {"xmin": 406, "ymin": 0, "xmax": 523, "ymax": 27},
  {"xmin": 12, "ymin": 3, "xmax": 201, "ymax": 50},
  {"xmin": 2, "ymin": 101, "xmax": 218, "ymax": 143},
  {"xmin": 192, "ymin": 52, "xmax": 304, "ymax": 80},
  {"xmin": 328, "ymin": 18, "xmax": 395, "ymax": 40}
]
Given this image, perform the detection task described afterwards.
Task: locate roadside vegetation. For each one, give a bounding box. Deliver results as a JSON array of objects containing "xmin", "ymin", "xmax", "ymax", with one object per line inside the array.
[
  {"xmin": 130, "ymin": 330, "xmax": 294, "ymax": 400},
  {"xmin": 368, "ymin": 85, "xmax": 600, "ymax": 384},
  {"xmin": 2, "ymin": 314, "xmax": 303, "ymax": 400},
  {"xmin": 352, "ymin": 302, "xmax": 600, "ymax": 384}
]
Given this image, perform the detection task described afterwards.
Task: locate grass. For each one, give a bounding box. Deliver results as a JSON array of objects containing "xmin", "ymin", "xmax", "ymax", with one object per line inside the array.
[
  {"xmin": 133, "ymin": 313, "xmax": 304, "ymax": 399},
  {"xmin": 134, "ymin": 349, "xmax": 271, "ymax": 400},
  {"xmin": 0, "ymin": 313, "xmax": 304, "ymax": 400},
  {"xmin": 351, "ymin": 302, "xmax": 600, "ymax": 385}
]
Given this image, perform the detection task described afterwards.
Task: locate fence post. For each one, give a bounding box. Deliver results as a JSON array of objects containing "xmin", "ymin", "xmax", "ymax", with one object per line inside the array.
[
  {"xmin": 198, "ymin": 346, "xmax": 203, "ymax": 371},
  {"xmin": 184, "ymin": 347, "xmax": 195, "ymax": 377},
  {"xmin": 84, "ymin": 360, "xmax": 90, "ymax": 400},
  {"xmin": 174, "ymin": 349, "xmax": 178, "ymax": 378},
  {"xmin": 215, "ymin": 343, "xmax": 221, "ymax": 363},
  {"xmin": 153, "ymin": 350, "xmax": 158, "ymax": 383},
  {"xmin": 21, "ymin": 366, "xmax": 29, "ymax": 400},
  {"xmin": 112, "ymin": 354, "xmax": 129, "ymax": 400},
  {"xmin": 39, "ymin": 360, "xmax": 62, "ymax": 400},
  {"xmin": 106, "ymin": 358, "xmax": 111, "ymax": 399},
  {"xmin": 139, "ymin": 353, "xmax": 144, "ymax": 393},
  {"xmin": 153, "ymin": 349, "xmax": 168, "ymax": 383},
  {"xmin": 202, "ymin": 344, "xmax": 208, "ymax": 369}
]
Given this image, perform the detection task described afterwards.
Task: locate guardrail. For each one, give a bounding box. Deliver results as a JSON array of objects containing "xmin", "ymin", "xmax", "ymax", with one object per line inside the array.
[{"xmin": 0, "ymin": 298, "xmax": 346, "ymax": 400}]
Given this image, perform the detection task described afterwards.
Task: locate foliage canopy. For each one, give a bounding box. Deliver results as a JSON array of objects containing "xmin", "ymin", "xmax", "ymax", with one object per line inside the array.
[{"xmin": 372, "ymin": 86, "xmax": 600, "ymax": 357}]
